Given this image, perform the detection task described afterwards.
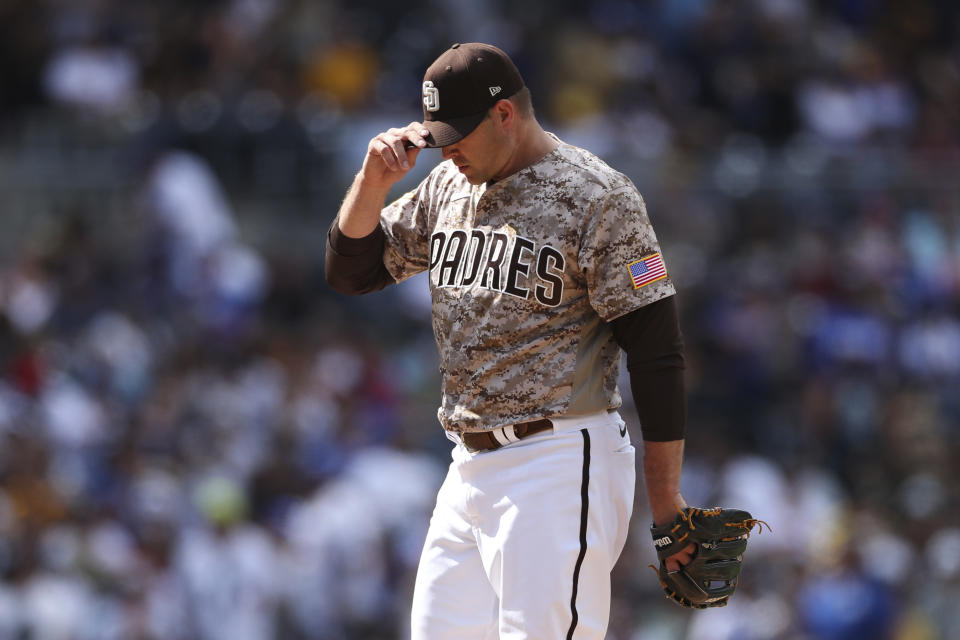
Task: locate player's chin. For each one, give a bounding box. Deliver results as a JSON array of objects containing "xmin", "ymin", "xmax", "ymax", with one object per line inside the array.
[{"xmin": 459, "ymin": 167, "xmax": 485, "ymax": 185}]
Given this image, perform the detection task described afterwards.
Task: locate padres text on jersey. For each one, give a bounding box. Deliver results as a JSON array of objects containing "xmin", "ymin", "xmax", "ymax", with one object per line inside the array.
[{"xmin": 428, "ymin": 229, "xmax": 566, "ymax": 306}]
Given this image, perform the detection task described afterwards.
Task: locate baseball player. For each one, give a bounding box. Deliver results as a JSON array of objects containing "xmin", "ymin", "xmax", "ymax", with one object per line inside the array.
[{"xmin": 326, "ymin": 43, "xmax": 693, "ymax": 639}]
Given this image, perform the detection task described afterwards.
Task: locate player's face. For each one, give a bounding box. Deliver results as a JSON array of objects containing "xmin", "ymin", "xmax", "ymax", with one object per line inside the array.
[{"xmin": 441, "ymin": 108, "xmax": 514, "ymax": 185}]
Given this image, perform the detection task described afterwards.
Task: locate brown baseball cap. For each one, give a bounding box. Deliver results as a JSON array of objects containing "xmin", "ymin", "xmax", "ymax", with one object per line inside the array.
[{"xmin": 420, "ymin": 43, "xmax": 525, "ymax": 148}]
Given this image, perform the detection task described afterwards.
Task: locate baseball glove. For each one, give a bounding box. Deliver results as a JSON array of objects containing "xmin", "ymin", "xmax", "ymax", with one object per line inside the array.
[{"xmin": 649, "ymin": 506, "xmax": 768, "ymax": 609}]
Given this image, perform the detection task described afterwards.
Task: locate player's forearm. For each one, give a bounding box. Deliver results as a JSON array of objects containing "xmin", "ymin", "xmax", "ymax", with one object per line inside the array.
[
  {"xmin": 337, "ymin": 171, "xmax": 393, "ymax": 238},
  {"xmin": 642, "ymin": 439, "xmax": 688, "ymax": 526},
  {"xmin": 325, "ymin": 171, "xmax": 396, "ymax": 294}
]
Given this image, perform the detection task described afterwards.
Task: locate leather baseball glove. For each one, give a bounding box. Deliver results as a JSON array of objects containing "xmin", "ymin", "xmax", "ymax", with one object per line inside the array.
[{"xmin": 649, "ymin": 507, "xmax": 768, "ymax": 608}]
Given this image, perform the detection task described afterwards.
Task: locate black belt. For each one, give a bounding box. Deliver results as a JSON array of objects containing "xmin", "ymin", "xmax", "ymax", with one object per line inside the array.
[{"xmin": 460, "ymin": 418, "xmax": 554, "ymax": 453}]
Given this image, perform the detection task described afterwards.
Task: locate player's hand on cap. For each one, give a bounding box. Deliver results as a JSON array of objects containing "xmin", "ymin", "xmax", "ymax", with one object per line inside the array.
[{"xmin": 364, "ymin": 123, "xmax": 431, "ymax": 186}]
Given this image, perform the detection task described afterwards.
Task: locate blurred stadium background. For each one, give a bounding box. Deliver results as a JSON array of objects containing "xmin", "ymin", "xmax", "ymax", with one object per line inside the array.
[{"xmin": 0, "ymin": 0, "xmax": 959, "ymax": 638}]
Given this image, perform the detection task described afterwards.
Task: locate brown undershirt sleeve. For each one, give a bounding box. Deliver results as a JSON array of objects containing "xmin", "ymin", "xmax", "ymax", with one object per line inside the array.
[
  {"xmin": 324, "ymin": 217, "xmax": 396, "ymax": 295},
  {"xmin": 609, "ymin": 295, "xmax": 686, "ymax": 442}
]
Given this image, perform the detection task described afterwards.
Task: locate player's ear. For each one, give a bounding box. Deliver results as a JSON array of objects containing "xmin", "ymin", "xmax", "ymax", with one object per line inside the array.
[{"xmin": 491, "ymin": 99, "xmax": 515, "ymax": 131}]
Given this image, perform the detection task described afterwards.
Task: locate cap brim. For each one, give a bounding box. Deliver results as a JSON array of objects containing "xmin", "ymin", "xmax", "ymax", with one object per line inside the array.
[{"xmin": 422, "ymin": 111, "xmax": 487, "ymax": 148}]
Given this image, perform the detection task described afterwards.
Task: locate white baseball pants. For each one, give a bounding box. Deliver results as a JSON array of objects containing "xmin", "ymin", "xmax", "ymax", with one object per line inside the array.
[{"xmin": 411, "ymin": 411, "xmax": 635, "ymax": 640}]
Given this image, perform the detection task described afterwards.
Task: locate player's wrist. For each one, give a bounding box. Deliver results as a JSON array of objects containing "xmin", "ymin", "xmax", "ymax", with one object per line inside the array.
[
  {"xmin": 355, "ymin": 165, "xmax": 397, "ymax": 194},
  {"xmin": 649, "ymin": 493, "xmax": 687, "ymax": 527}
]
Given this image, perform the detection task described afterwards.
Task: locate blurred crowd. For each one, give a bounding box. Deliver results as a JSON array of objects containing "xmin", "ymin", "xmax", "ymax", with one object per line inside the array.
[{"xmin": 1, "ymin": 0, "xmax": 959, "ymax": 639}]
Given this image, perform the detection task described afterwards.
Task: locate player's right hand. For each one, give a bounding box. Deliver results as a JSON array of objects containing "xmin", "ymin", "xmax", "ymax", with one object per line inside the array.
[{"xmin": 362, "ymin": 123, "xmax": 430, "ymax": 189}]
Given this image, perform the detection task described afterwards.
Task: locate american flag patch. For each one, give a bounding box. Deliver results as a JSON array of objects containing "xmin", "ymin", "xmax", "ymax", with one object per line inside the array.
[{"xmin": 628, "ymin": 253, "xmax": 667, "ymax": 289}]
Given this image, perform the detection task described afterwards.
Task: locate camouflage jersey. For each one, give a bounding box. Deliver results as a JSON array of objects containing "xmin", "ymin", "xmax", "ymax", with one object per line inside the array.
[{"xmin": 380, "ymin": 136, "xmax": 675, "ymax": 433}]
